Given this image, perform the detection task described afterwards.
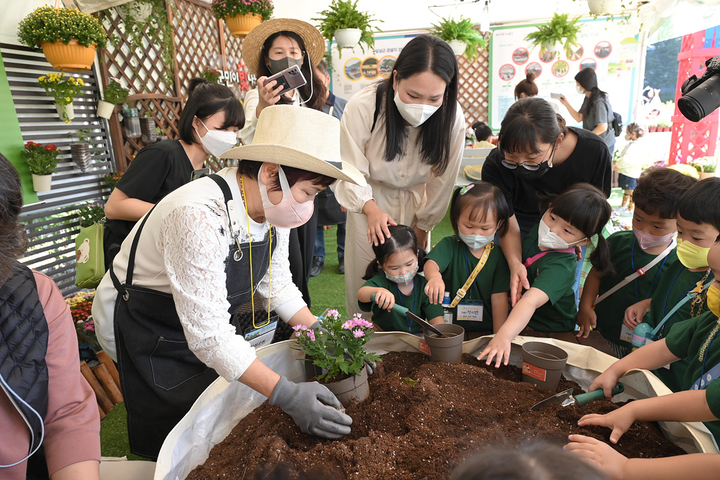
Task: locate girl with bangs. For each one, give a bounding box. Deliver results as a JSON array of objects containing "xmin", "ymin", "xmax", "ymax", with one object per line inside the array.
[
  {"xmin": 423, "ymin": 182, "xmax": 511, "ymax": 335},
  {"xmin": 478, "ymin": 184, "xmax": 613, "ymax": 367}
]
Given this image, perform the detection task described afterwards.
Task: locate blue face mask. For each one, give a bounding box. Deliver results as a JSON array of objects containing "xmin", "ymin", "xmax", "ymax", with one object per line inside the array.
[
  {"xmin": 459, "ymin": 231, "xmax": 494, "ymax": 251},
  {"xmin": 384, "ymin": 264, "xmax": 418, "ymax": 286}
]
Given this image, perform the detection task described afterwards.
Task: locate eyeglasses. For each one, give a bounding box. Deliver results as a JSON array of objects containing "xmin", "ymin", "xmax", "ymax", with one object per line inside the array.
[{"xmin": 500, "ymin": 145, "xmax": 555, "ymax": 171}]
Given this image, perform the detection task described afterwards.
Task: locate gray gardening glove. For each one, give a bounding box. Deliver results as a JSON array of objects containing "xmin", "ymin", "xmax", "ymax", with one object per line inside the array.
[
  {"xmin": 310, "ymin": 320, "xmax": 322, "ymax": 330},
  {"xmin": 364, "ymin": 360, "xmax": 376, "ymax": 375},
  {"xmin": 269, "ymin": 376, "xmax": 352, "ymax": 439}
]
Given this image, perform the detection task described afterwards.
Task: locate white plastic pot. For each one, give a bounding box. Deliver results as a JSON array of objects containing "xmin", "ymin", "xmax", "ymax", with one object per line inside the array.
[
  {"xmin": 97, "ymin": 100, "xmax": 115, "ymax": 119},
  {"xmin": 588, "ymin": 0, "xmax": 621, "ymax": 15},
  {"xmin": 448, "ymin": 39, "xmax": 467, "ymax": 56},
  {"xmin": 32, "ymin": 174, "xmax": 52, "ymax": 193},
  {"xmin": 543, "ymin": 41, "xmax": 563, "ymax": 55},
  {"xmin": 55, "ymin": 102, "xmax": 75, "ymax": 123},
  {"xmin": 335, "ymin": 28, "xmax": 362, "ymax": 48}
]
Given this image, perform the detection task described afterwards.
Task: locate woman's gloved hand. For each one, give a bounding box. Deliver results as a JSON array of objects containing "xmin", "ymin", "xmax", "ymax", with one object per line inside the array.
[{"xmin": 269, "ymin": 376, "xmax": 352, "ymax": 439}]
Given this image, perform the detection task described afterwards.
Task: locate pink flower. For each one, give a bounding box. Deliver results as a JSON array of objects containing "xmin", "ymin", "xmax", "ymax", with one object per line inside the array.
[
  {"xmin": 353, "ymin": 329, "xmax": 364, "ymax": 338},
  {"xmin": 307, "ymin": 329, "xmax": 315, "ymax": 341},
  {"xmin": 327, "ymin": 309, "xmax": 340, "ymax": 320}
]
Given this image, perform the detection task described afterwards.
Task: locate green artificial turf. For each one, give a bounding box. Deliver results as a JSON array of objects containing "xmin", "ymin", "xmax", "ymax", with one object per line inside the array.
[{"xmin": 100, "ymin": 403, "xmax": 143, "ymax": 460}]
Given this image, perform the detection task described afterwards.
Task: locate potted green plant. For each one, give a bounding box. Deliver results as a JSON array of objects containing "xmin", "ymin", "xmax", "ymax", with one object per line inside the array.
[
  {"xmin": 98, "ymin": 80, "xmax": 130, "ymax": 119},
  {"xmin": 38, "ymin": 73, "xmax": 84, "ymax": 123},
  {"xmin": 431, "ymin": 16, "xmax": 487, "ymax": 62},
  {"xmin": 524, "ymin": 13, "xmax": 582, "ymax": 57},
  {"xmin": 22, "ymin": 141, "xmax": 59, "ymax": 193},
  {"xmin": 313, "ymin": 0, "xmax": 382, "ymax": 58},
  {"xmin": 293, "ymin": 309, "xmax": 380, "ymax": 405},
  {"xmin": 212, "ymin": 0, "xmax": 274, "ymax": 38},
  {"xmin": 202, "ymin": 68, "xmax": 222, "ymax": 83},
  {"xmin": 690, "ymin": 157, "xmax": 717, "ymax": 179},
  {"xmin": 71, "ymin": 129, "xmax": 92, "ymax": 172},
  {"xmin": 17, "ymin": 6, "xmax": 107, "ymax": 71}
]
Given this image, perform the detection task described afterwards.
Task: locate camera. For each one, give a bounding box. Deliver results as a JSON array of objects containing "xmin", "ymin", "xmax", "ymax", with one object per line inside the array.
[{"xmin": 678, "ymin": 57, "xmax": 720, "ymax": 122}]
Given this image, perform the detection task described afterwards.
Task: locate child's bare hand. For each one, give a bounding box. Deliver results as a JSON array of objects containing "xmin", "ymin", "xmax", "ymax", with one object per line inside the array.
[
  {"xmin": 565, "ymin": 435, "xmax": 627, "ymax": 480},
  {"xmin": 589, "ymin": 370, "xmax": 621, "ymax": 399},
  {"xmin": 577, "ymin": 406, "xmax": 635, "ymax": 444},
  {"xmin": 425, "ymin": 277, "xmax": 445, "ymax": 304},
  {"xmin": 373, "ymin": 288, "xmax": 395, "ymax": 311},
  {"xmin": 477, "ymin": 336, "xmax": 511, "ymax": 368},
  {"xmin": 623, "ymin": 300, "xmax": 650, "ymax": 329},
  {"xmin": 576, "ymin": 306, "xmax": 596, "ymax": 338}
]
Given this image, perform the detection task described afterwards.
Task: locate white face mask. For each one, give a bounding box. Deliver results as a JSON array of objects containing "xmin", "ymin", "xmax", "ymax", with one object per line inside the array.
[
  {"xmin": 258, "ymin": 165, "xmax": 314, "ymax": 229},
  {"xmin": 459, "ymin": 231, "xmax": 494, "ymax": 251},
  {"xmin": 576, "ymin": 85, "xmax": 585, "ymax": 95},
  {"xmin": 538, "ymin": 217, "xmax": 586, "ymax": 250},
  {"xmin": 195, "ymin": 118, "xmax": 237, "ymax": 158},
  {"xmin": 393, "ymin": 91, "xmax": 440, "ymax": 127}
]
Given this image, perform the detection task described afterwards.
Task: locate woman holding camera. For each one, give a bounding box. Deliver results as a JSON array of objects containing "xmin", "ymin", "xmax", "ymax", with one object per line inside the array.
[{"xmin": 335, "ymin": 34, "xmax": 466, "ymax": 317}]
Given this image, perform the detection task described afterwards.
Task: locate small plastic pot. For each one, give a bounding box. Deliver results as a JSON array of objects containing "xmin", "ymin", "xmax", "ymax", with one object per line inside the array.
[
  {"xmin": 521, "ymin": 342, "xmax": 568, "ymax": 391},
  {"xmin": 323, "ymin": 364, "xmax": 370, "ymax": 407},
  {"xmin": 424, "ymin": 324, "xmax": 465, "ymax": 364}
]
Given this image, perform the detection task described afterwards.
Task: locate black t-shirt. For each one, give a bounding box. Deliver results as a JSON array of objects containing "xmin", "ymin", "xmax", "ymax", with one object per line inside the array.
[
  {"xmin": 105, "ymin": 140, "xmax": 194, "ymax": 251},
  {"xmin": 482, "ymin": 127, "xmax": 611, "ymax": 225}
]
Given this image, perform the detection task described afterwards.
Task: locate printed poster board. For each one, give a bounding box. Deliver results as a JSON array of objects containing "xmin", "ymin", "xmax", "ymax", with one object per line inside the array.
[{"xmin": 489, "ymin": 19, "xmax": 641, "ymax": 131}]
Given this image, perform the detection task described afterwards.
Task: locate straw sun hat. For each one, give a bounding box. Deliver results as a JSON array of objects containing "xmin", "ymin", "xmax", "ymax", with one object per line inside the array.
[
  {"xmin": 222, "ymin": 105, "xmax": 366, "ymax": 186},
  {"xmin": 242, "ymin": 18, "xmax": 326, "ymax": 76}
]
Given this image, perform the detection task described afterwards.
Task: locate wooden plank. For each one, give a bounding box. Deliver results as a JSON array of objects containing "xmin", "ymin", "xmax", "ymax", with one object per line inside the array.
[
  {"xmin": 80, "ymin": 361, "xmax": 114, "ymax": 414},
  {"xmin": 92, "ymin": 363, "xmax": 124, "ymax": 405}
]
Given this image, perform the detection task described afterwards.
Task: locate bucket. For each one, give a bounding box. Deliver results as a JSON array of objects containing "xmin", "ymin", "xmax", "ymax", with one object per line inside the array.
[
  {"xmin": 521, "ymin": 341, "xmax": 568, "ymax": 391},
  {"xmin": 423, "ymin": 324, "xmax": 465, "ymax": 363},
  {"xmin": 323, "ymin": 364, "xmax": 370, "ymax": 407}
]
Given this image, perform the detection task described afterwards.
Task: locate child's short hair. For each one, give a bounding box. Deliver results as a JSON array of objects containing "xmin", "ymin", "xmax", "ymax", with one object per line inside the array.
[
  {"xmin": 633, "ymin": 167, "xmax": 698, "ymax": 219},
  {"xmin": 626, "ymin": 122, "xmax": 645, "ymax": 138},
  {"xmin": 472, "ymin": 121, "xmax": 493, "ymax": 143},
  {"xmin": 543, "ymin": 183, "xmax": 613, "ymax": 274},
  {"xmin": 449, "ymin": 182, "xmax": 510, "ymax": 238},
  {"xmin": 678, "ymin": 177, "xmax": 720, "ymax": 241},
  {"xmin": 363, "ymin": 225, "xmax": 424, "ymax": 280},
  {"xmin": 450, "ymin": 441, "xmax": 609, "ymax": 480}
]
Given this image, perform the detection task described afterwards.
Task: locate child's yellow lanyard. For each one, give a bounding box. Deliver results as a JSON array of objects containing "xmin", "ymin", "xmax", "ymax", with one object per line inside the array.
[{"xmin": 450, "ymin": 243, "xmax": 493, "ymax": 309}]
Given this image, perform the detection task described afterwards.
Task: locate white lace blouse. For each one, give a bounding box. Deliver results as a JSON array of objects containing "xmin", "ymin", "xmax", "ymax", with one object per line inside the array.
[{"xmin": 92, "ymin": 168, "xmax": 305, "ymax": 381}]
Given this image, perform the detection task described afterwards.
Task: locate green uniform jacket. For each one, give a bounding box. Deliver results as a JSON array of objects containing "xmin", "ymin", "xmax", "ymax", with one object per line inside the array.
[
  {"xmin": 595, "ymin": 230, "xmax": 677, "ymax": 349},
  {"xmin": 523, "ymin": 224, "xmax": 578, "ymax": 332},
  {"xmin": 358, "ymin": 273, "xmax": 445, "ymax": 334},
  {"xmin": 649, "ymin": 261, "xmax": 712, "ymax": 392},
  {"xmin": 425, "ymin": 236, "xmax": 510, "ymax": 332},
  {"xmin": 665, "ymin": 310, "xmax": 720, "ymax": 444}
]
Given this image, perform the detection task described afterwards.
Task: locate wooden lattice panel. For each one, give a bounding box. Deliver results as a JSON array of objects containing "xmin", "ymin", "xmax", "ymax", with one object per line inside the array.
[
  {"xmin": 223, "ymin": 21, "xmax": 253, "ymax": 102},
  {"xmin": 458, "ymin": 47, "xmax": 490, "ymax": 128}
]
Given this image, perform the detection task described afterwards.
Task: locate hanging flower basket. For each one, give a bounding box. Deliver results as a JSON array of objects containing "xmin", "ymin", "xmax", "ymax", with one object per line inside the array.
[
  {"xmin": 335, "ymin": 28, "xmax": 362, "ymax": 48},
  {"xmin": 224, "ymin": 13, "xmax": 263, "ymax": 38},
  {"xmin": 448, "ymin": 39, "xmax": 467, "ymax": 56},
  {"xmin": 97, "ymin": 100, "xmax": 115, "ymax": 119},
  {"xmin": 41, "ymin": 39, "xmax": 96, "ymax": 71},
  {"xmin": 588, "ymin": 0, "xmax": 621, "ymax": 15}
]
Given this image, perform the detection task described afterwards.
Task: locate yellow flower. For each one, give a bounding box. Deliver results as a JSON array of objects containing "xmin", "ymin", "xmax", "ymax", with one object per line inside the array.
[
  {"xmin": 78, "ymin": 78, "xmax": 85, "ymax": 86},
  {"xmin": 65, "ymin": 97, "xmax": 72, "ymax": 102},
  {"xmin": 38, "ymin": 76, "xmax": 46, "ymax": 81}
]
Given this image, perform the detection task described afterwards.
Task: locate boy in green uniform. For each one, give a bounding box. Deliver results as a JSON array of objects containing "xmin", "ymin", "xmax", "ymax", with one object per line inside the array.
[
  {"xmin": 578, "ymin": 169, "xmax": 696, "ymax": 357},
  {"xmin": 589, "ymin": 189, "xmax": 720, "ymax": 445},
  {"xmin": 424, "ymin": 182, "xmax": 511, "ymax": 334}
]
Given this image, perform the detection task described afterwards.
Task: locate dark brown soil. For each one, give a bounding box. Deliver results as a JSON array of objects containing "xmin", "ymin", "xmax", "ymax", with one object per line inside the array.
[{"xmin": 187, "ymin": 352, "xmax": 686, "ymax": 480}]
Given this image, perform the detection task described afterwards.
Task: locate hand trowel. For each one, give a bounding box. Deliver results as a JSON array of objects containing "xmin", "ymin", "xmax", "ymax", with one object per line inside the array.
[
  {"xmin": 370, "ymin": 293, "xmax": 446, "ymax": 337},
  {"xmin": 530, "ymin": 383, "xmax": 625, "ymax": 410}
]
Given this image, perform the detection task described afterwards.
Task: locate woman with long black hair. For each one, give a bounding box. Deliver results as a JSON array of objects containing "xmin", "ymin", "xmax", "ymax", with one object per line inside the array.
[
  {"xmin": 335, "ymin": 34, "xmax": 466, "ymax": 317},
  {"xmin": 559, "ymin": 67, "xmax": 616, "ymax": 155}
]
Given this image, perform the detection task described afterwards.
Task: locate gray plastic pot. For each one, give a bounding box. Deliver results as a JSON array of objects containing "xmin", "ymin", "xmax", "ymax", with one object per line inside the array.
[
  {"xmin": 424, "ymin": 324, "xmax": 465, "ymax": 363},
  {"xmin": 521, "ymin": 341, "xmax": 568, "ymax": 391}
]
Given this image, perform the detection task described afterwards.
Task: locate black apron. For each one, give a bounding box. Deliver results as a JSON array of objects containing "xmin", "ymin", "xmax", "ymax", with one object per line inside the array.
[{"xmin": 109, "ymin": 174, "xmax": 276, "ymax": 459}]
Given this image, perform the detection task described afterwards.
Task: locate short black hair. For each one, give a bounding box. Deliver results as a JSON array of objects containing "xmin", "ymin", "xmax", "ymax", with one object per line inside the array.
[
  {"xmin": 633, "ymin": 167, "xmax": 698, "ymax": 219},
  {"xmin": 177, "ymin": 78, "xmax": 244, "ymax": 145},
  {"xmin": 363, "ymin": 225, "xmax": 424, "ymax": 280},
  {"xmin": 449, "ymin": 181, "xmax": 510, "ymax": 238},
  {"xmin": 472, "ymin": 121, "xmax": 492, "ymax": 143},
  {"xmin": 498, "ymin": 97, "xmax": 562, "ymax": 156},
  {"xmin": 678, "ymin": 177, "xmax": 720, "ymax": 240}
]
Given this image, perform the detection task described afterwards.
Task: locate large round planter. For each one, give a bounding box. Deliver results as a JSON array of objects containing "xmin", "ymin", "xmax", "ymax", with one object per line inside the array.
[
  {"xmin": 32, "ymin": 174, "xmax": 52, "ymax": 193},
  {"xmin": 41, "ymin": 40, "xmax": 96, "ymax": 71},
  {"xmin": 224, "ymin": 14, "xmax": 262, "ymax": 38},
  {"xmin": 323, "ymin": 364, "xmax": 370, "ymax": 406},
  {"xmin": 97, "ymin": 100, "xmax": 115, "ymax": 119},
  {"xmin": 424, "ymin": 324, "xmax": 465, "ymax": 364},
  {"xmin": 71, "ymin": 143, "xmax": 92, "ymax": 172},
  {"xmin": 55, "ymin": 102, "xmax": 75, "ymax": 123},
  {"xmin": 448, "ymin": 39, "xmax": 467, "ymax": 56},
  {"xmin": 335, "ymin": 28, "xmax": 362, "ymax": 48},
  {"xmin": 588, "ymin": 0, "xmax": 621, "ymax": 15}
]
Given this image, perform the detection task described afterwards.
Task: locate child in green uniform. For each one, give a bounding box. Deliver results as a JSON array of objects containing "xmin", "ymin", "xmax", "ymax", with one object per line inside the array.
[
  {"xmin": 625, "ymin": 178, "xmax": 719, "ymax": 390},
  {"xmin": 577, "ymin": 168, "xmax": 696, "ymax": 357},
  {"xmin": 358, "ymin": 225, "xmax": 444, "ymax": 334},
  {"xmin": 479, "ymin": 184, "xmax": 613, "ymax": 367},
  {"xmin": 424, "ymin": 182, "xmax": 511, "ymax": 334},
  {"xmin": 590, "ymin": 224, "xmax": 720, "ymax": 446}
]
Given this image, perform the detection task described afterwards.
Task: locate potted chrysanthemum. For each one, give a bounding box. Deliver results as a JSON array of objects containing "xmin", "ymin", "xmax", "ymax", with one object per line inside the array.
[
  {"xmin": 293, "ymin": 309, "xmax": 380, "ymax": 405},
  {"xmin": 38, "ymin": 73, "xmax": 85, "ymax": 123},
  {"xmin": 22, "ymin": 141, "xmax": 59, "ymax": 193},
  {"xmin": 212, "ymin": 0, "xmax": 274, "ymax": 38},
  {"xmin": 17, "ymin": 6, "xmax": 107, "ymax": 71}
]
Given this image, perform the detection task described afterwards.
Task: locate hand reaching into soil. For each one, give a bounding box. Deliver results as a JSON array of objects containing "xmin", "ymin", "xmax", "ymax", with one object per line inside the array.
[
  {"xmin": 269, "ymin": 376, "xmax": 352, "ymax": 439},
  {"xmin": 565, "ymin": 434, "xmax": 627, "ymax": 480},
  {"xmin": 577, "ymin": 407, "xmax": 635, "ymax": 444},
  {"xmin": 589, "ymin": 370, "xmax": 622, "ymax": 399},
  {"xmin": 477, "ymin": 335, "xmax": 511, "ymax": 368}
]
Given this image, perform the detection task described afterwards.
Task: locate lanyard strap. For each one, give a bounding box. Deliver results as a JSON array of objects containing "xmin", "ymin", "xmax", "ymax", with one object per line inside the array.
[
  {"xmin": 523, "ymin": 247, "xmax": 575, "ymax": 268},
  {"xmin": 651, "ymin": 279, "xmax": 714, "ymax": 337},
  {"xmin": 396, "ymin": 277, "xmax": 418, "ymax": 332},
  {"xmin": 450, "ymin": 243, "xmax": 493, "ymax": 308},
  {"xmin": 691, "ymin": 323, "xmax": 720, "ymax": 391},
  {"xmin": 594, "ymin": 238, "xmax": 676, "ymax": 306}
]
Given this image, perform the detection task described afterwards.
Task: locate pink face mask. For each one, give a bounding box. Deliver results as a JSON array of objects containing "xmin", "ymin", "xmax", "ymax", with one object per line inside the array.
[
  {"xmin": 633, "ymin": 228, "xmax": 674, "ymax": 250},
  {"xmin": 258, "ymin": 165, "xmax": 314, "ymax": 229}
]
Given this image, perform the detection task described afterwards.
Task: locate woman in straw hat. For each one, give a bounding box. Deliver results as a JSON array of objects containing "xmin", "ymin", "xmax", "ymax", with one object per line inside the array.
[
  {"xmin": 335, "ymin": 34, "xmax": 466, "ymax": 317},
  {"xmin": 92, "ymin": 106, "xmax": 365, "ymax": 459}
]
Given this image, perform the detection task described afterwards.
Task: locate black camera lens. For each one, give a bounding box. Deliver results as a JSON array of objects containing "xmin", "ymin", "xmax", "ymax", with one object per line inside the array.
[{"xmin": 679, "ymin": 74, "xmax": 720, "ymax": 122}]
